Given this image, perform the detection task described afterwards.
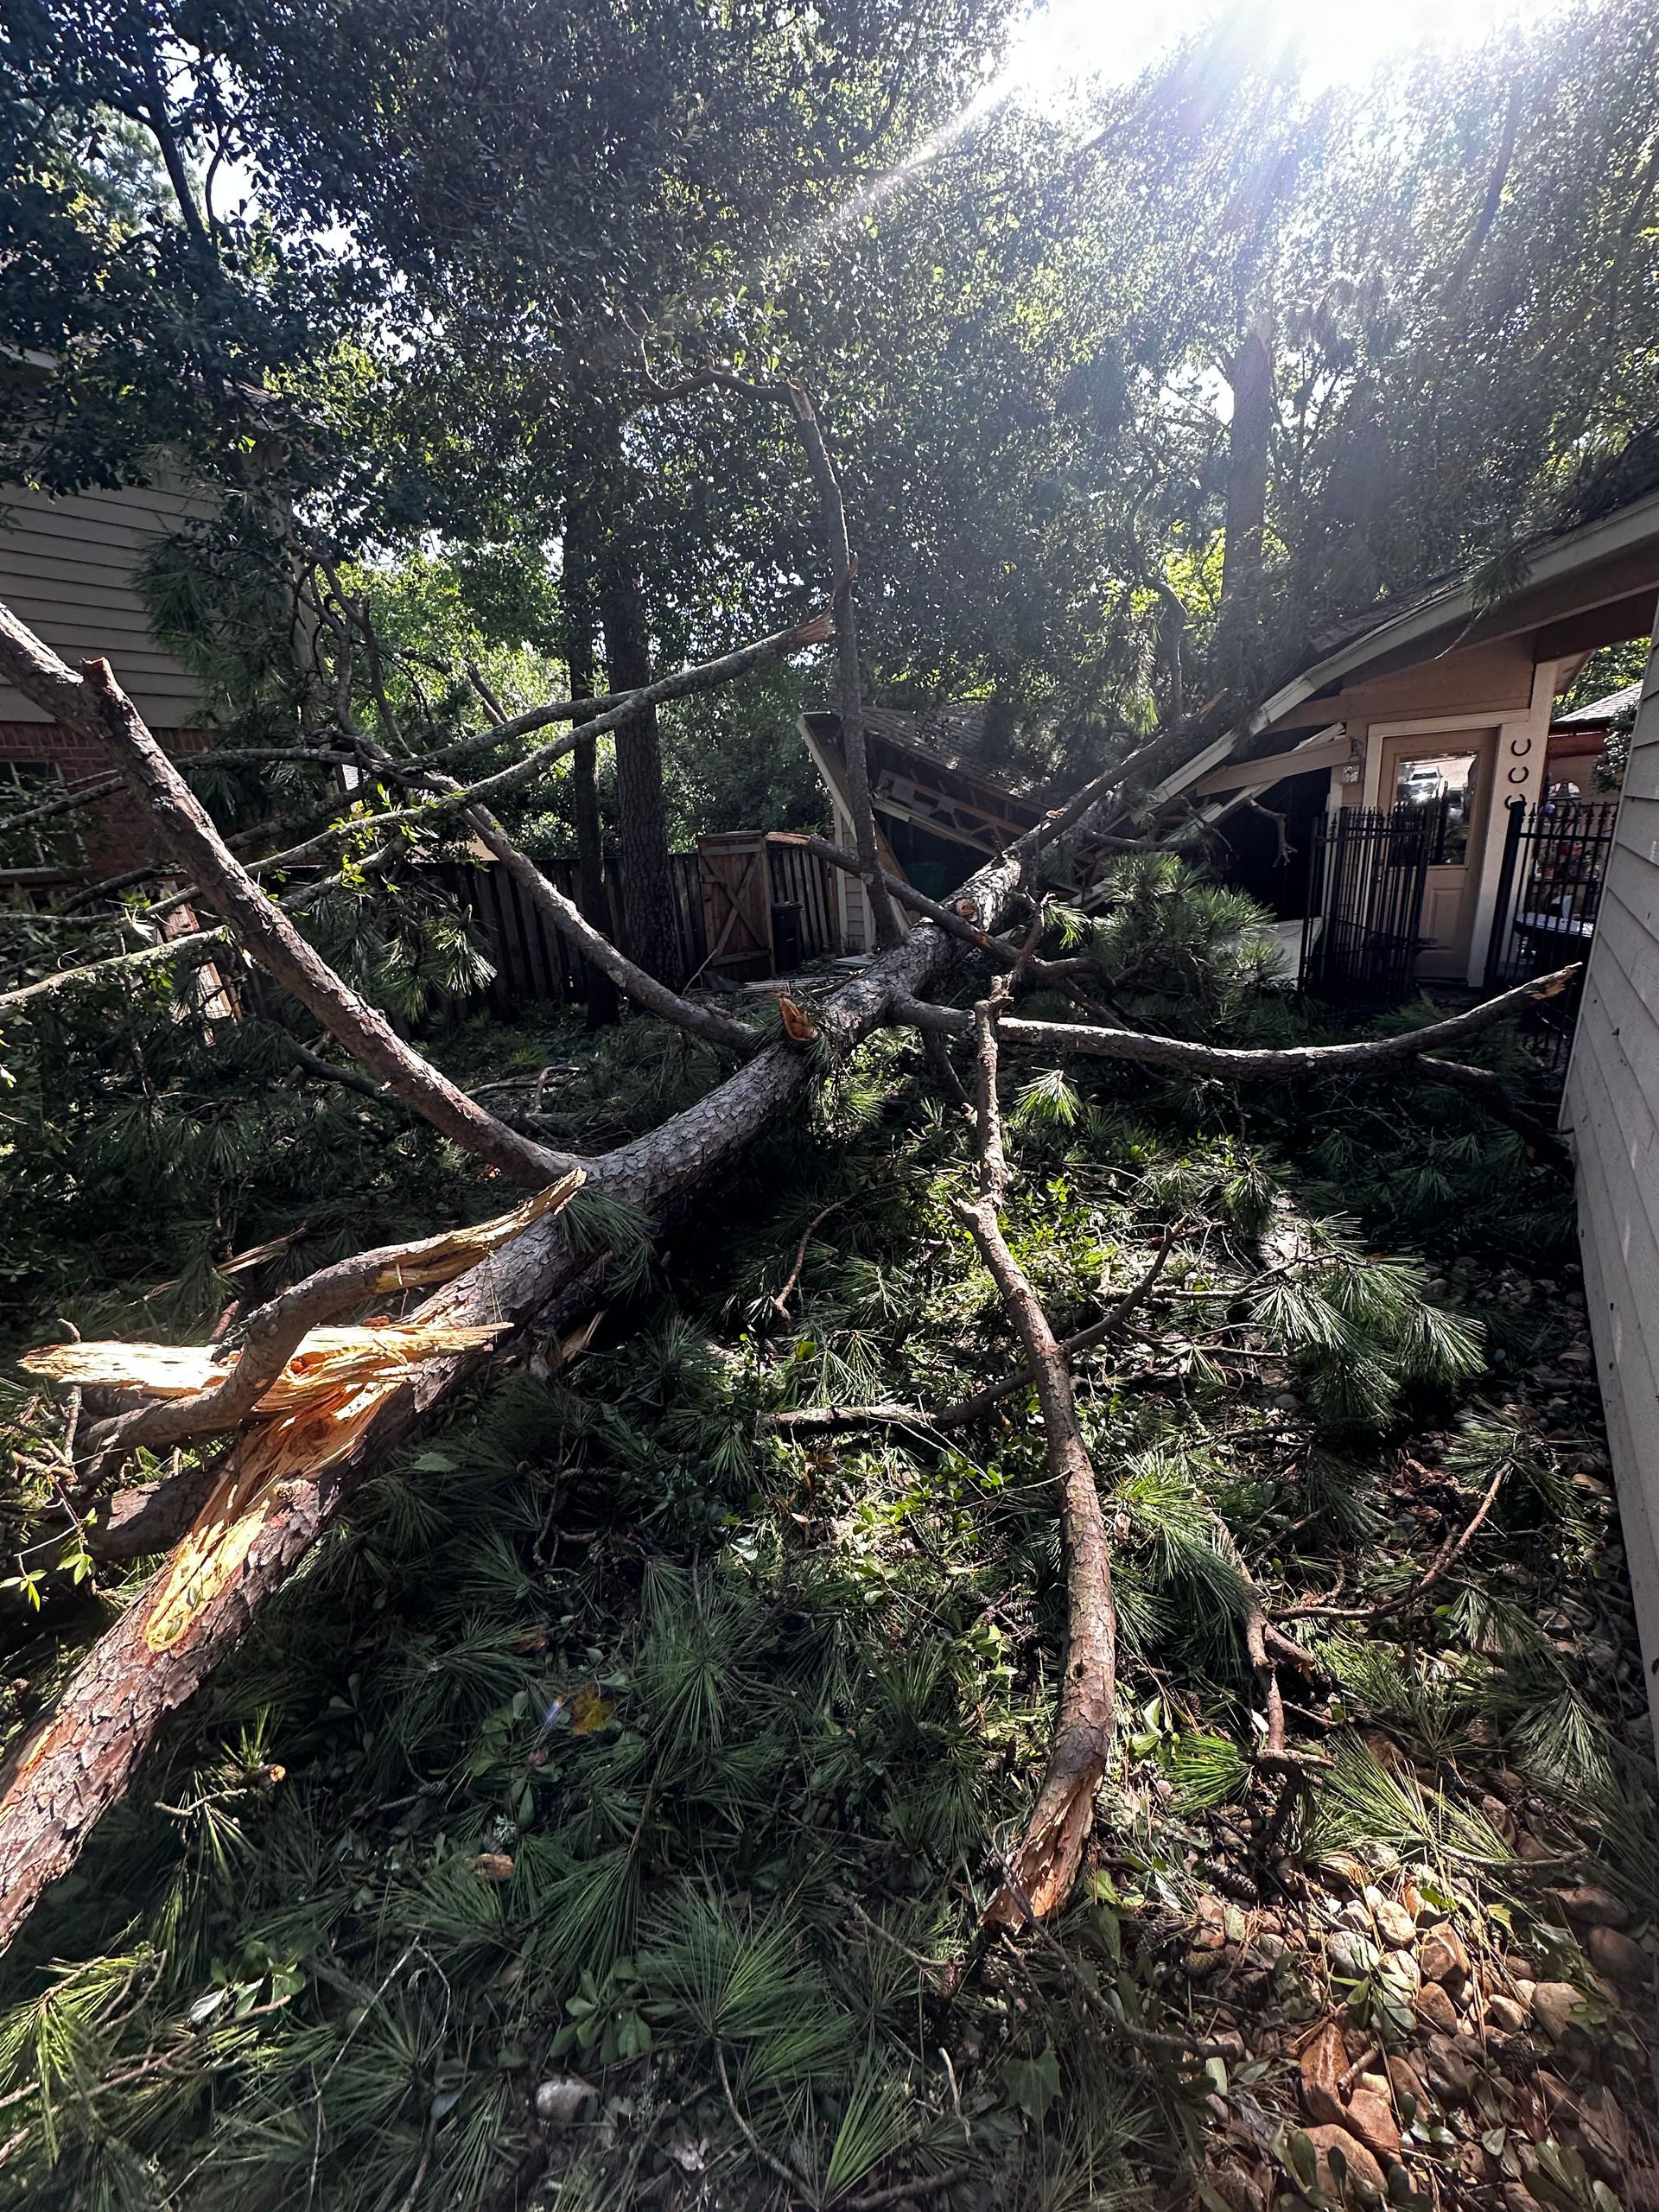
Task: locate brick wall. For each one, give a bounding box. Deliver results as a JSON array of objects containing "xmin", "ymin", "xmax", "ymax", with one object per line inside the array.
[{"xmin": 0, "ymin": 721, "xmax": 192, "ymax": 874}]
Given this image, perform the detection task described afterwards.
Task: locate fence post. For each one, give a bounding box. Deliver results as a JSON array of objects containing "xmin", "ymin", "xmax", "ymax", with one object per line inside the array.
[
  {"xmin": 1482, "ymin": 797, "xmax": 1527, "ymax": 992},
  {"xmin": 1300, "ymin": 812, "xmax": 1329, "ymax": 993}
]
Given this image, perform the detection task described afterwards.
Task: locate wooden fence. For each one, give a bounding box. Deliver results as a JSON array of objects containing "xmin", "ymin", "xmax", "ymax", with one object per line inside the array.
[{"xmin": 440, "ymin": 834, "xmax": 843, "ymax": 1013}]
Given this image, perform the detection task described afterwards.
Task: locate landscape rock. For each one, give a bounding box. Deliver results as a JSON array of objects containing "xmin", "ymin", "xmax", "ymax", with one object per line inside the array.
[
  {"xmin": 1529, "ymin": 1982, "xmax": 1589, "ymax": 2044},
  {"xmin": 1419, "ymin": 1925, "xmax": 1470, "ymax": 1988},
  {"xmin": 1322, "ymin": 1853, "xmax": 1372, "ymax": 1895},
  {"xmin": 1414, "ymin": 1982, "xmax": 1460, "ymax": 2035},
  {"xmin": 1586, "ymin": 1925, "xmax": 1649, "ymax": 1984},
  {"xmin": 1374, "ymin": 1900, "xmax": 1417, "ymax": 1948},
  {"xmin": 1502, "ymin": 2187, "xmax": 1551, "ymax": 2212},
  {"xmin": 1192, "ymin": 1894, "xmax": 1229, "ymax": 1950},
  {"xmin": 1303, "ymin": 2125, "xmax": 1388, "ymax": 2205},
  {"xmin": 1487, "ymin": 1993, "xmax": 1529, "ymax": 2034},
  {"xmin": 1328, "ymin": 1930, "xmax": 1380, "ymax": 1981},
  {"xmin": 534, "ymin": 2075, "xmax": 596, "ymax": 2126},
  {"xmin": 1207, "ymin": 2158, "xmax": 1266, "ymax": 2212},
  {"xmin": 1422, "ymin": 2035, "xmax": 1477, "ymax": 2107},
  {"xmin": 1300, "ymin": 2020, "xmax": 1349, "ymax": 2125},
  {"xmin": 1548, "ymin": 1885, "xmax": 1629, "ymax": 1930},
  {"xmin": 1342, "ymin": 2089, "xmax": 1402, "ymax": 2163},
  {"xmin": 1385, "ymin": 2056, "xmax": 1424, "ymax": 2120}
]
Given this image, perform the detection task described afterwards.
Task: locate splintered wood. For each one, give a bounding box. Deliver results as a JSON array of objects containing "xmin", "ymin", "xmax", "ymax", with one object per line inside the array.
[
  {"xmin": 16, "ymin": 1178, "xmax": 585, "ymax": 1657},
  {"xmin": 23, "ymin": 1320, "xmax": 507, "ymax": 1650},
  {"xmin": 141, "ymin": 1351, "xmax": 464, "ymax": 1651},
  {"xmin": 21, "ymin": 1321, "xmax": 507, "ymax": 1410}
]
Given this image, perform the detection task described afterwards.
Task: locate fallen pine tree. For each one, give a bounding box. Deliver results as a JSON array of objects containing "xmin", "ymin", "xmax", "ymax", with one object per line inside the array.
[{"xmin": 0, "ymin": 588, "xmax": 1582, "ymax": 1970}]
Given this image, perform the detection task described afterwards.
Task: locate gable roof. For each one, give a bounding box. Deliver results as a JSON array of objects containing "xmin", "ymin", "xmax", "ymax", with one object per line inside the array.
[
  {"xmin": 1151, "ymin": 485, "xmax": 1659, "ymax": 809},
  {"xmin": 1554, "ymin": 680, "xmax": 1643, "ymax": 730}
]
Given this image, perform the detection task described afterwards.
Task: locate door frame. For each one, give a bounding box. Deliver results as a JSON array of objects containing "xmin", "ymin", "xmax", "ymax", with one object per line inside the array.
[
  {"xmin": 1357, "ymin": 661, "xmax": 1560, "ymax": 983},
  {"xmin": 1372, "ymin": 727, "xmax": 1498, "ymax": 977}
]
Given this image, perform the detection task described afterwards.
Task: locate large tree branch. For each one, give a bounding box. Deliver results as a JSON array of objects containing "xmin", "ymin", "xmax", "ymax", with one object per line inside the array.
[
  {"xmin": 449, "ymin": 805, "xmax": 760, "ymax": 1055},
  {"xmin": 954, "ymin": 992, "xmax": 1116, "ymax": 1929},
  {"xmin": 890, "ymin": 966, "xmax": 1579, "ymax": 1079},
  {"xmin": 0, "ymin": 926, "xmax": 231, "ymax": 1016},
  {"xmin": 766, "ymin": 1217, "xmax": 1181, "ymax": 1435},
  {"xmin": 0, "ymin": 601, "xmax": 576, "ymax": 1189},
  {"xmin": 229, "ymin": 607, "xmax": 836, "ymax": 880}
]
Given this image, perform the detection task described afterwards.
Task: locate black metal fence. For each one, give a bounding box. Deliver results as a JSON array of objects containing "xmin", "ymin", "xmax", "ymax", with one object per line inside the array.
[
  {"xmin": 1299, "ymin": 804, "xmax": 1434, "ymax": 1001},
  {"xmin": 1482, "ymin": 796, "xmax": 1618, "ymax": 1075}
]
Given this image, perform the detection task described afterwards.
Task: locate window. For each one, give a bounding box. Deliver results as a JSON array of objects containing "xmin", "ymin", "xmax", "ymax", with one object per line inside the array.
[
  {"xmin": 0, "ymin": 760, "xmax": 87, "ymax": 873},
  {"xmin": 1392, "ymin": 748, "xmax": 1478, "ymax": 865}
]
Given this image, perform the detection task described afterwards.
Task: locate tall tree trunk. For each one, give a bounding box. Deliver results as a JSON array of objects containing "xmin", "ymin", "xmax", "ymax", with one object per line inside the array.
[
  {"xmin": 587, "ymin": 416, "xmax": 682, "ymax": 988},
  {"xmin": 1217, "ymin": 321, "xmax": 1274, "ymax": 689},
  {"xmin": 563, "ymin": 498, "xmax": 620, "ymax": 1027}
]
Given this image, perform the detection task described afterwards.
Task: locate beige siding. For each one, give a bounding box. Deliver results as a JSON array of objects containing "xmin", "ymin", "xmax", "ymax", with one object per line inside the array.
[
  {"xmin": 1562, "ymin": 609, "xmax": 1659, "ymax": 1743},
  {"xmin": 0, "ymin": 483, "xmax": 208, "ymax": 725}
]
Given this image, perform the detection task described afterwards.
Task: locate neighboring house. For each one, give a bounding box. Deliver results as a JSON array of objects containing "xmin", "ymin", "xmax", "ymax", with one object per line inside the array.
[
  {"xmin": 1547, "ymin": 680, "xmax": 1638, "ymax": 798},
  {"xmin": 1167, "ymin": 486, "xmax": 1659, "ymax": 988},
  {"xmin": 0, "ymin": 480, "xmax": 209, "ymax": 878}
]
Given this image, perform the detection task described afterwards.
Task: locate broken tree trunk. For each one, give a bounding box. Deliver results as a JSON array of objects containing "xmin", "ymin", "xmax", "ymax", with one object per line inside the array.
[
  {"xmin": 0, "ymin": 756, "xmax": 1071, "ymax": 1948},
  {"xmin": 0, "ymin": 611, "xmax": 1586, "ymax": 1954}
]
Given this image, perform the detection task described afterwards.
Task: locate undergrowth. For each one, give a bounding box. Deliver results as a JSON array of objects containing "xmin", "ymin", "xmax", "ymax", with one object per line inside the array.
[{"xmin": 0, "ymin": 876, "xmax": 1651, "ymax": 2210}]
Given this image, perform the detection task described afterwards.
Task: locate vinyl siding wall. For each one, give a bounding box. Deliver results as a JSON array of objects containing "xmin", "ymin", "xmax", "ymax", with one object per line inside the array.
[
  {"xmin": 1562, "ymin": 607, "xmax": 1659, "ymax": 1745},
  {"xmin": 0, "ymin": 482, "xmax": 207, "ymax": 726}
]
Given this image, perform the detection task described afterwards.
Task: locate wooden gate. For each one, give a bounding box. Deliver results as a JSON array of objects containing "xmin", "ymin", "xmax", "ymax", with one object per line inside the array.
[{"xmin": 696, "ymin": 832, "xmax": 779, "ymax": 982}]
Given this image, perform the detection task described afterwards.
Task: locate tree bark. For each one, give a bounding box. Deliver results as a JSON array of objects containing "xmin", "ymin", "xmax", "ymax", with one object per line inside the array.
[
  {"xmin": 563, "ymin": 492, "xmax": 620, "ymax": 1027},
  {"xmin": 1217, "ymin": 321, "xmax": 1274, "ymax": 686},
  {"xmin": 954, "ymin": 997, "xmax": 1116, "ymax": 1929},
  {"xmin": 587, "ymin": 409, "xmax": 682, "ymax": 988},
  {"xmin": 890, "ymin": 968, "xmax": 1579, "ymax": 1082}
]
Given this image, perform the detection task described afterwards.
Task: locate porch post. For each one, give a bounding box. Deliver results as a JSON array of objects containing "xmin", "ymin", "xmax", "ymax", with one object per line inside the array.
[{"xmin": 1466, "ymin": 658, "xmax": 1557, "ymax": 985}]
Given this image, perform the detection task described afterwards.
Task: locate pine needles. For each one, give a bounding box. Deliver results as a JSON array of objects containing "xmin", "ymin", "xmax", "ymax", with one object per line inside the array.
[{"xmin": 1, "ymin": 871, "xmax": 1652, "ymax": 2209}]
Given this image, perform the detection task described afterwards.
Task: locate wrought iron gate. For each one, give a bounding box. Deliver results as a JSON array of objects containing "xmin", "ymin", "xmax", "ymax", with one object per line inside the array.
[
  {"xmin": 1299, "ymin": 805, "xmax": 1433, "ymax": 1001},
  {"xmin": 1482, "ymin": 795, "xmax": 1618, "ymax": 1075}
]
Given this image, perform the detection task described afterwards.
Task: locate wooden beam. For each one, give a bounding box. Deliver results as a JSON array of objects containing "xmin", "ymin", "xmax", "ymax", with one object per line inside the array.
[
  {"xmin": 1193, "ymin": 731, "xmax": 1350, "ymax": 799},
  {"xmin": 1533, "ymin": 590, "xmax": 1659, "ymax": 663}
]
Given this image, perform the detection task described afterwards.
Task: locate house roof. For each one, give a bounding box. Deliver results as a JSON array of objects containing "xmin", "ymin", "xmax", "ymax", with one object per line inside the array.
[
  {"xmin": 1150, "ymin": 483, "xmax": 1659, "ymax": 810},
  {"xmin": 1554, "ymin": 680, "xmax": 1643, "ymax": 729},
  {"xmin": 800, "ymin": 707, "xmax": 1052, "ymax": 864}
]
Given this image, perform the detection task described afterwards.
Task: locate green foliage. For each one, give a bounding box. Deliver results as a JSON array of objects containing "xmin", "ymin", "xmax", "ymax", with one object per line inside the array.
[
  {"xmin": 1, "ymin": 887, "xmax": 1652, "ymax": 2205},
  {"xmin": 1077, "ymin": 855, "xmax": 1282, "ymax": 1013}
]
